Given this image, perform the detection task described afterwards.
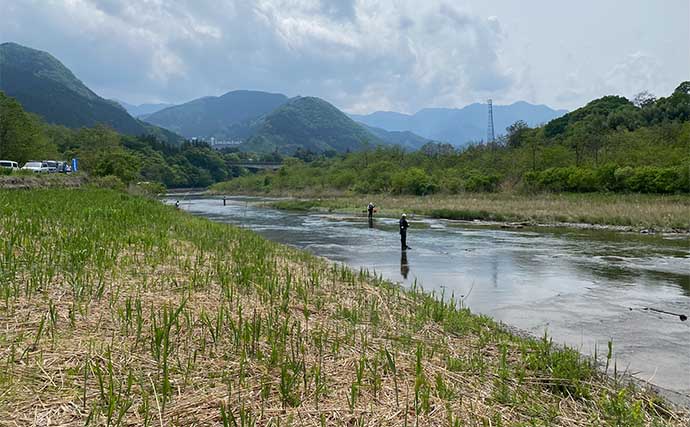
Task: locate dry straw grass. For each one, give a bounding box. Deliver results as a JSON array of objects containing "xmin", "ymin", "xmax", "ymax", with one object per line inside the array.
[
  {"xmin": 0, "ymin": 189, "xmax": 687, "ymax": 426},
  {"xmin": 270, "ymin": 193, "xmax": 690, "ymax": 231}
]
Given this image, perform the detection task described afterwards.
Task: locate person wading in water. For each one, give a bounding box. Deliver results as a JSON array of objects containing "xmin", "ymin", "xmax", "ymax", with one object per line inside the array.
[
  {"xmin": 399, "ymin": 213, "xmax": 411, "ymax": 250},
  {"xmin": 367, "ymin": 202, "xmax": 376, "ymax": 228},
  {"xmin": 367, "ymin": 202, "xmax": 376, "ymax": 219}
]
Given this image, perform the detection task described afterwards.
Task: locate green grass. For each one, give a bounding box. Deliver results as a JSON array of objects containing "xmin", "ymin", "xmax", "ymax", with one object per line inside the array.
[{"xmin": 0, "ymin": 188, "xmax": 686, "ymax": 425}]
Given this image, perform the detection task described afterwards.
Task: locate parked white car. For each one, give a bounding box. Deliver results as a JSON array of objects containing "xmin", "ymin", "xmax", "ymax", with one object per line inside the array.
[
  {"xmin": 0, "ymin": 160, "xmax": 19, "ymax": 170},
  {"xmin": 21, "ymin": 161, "xmax": 50, "ymax": 173}
]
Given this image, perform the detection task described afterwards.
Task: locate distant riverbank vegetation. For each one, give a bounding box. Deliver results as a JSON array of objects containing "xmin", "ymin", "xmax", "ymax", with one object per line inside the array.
[{"xmin": 213, "ymin": 83, "xmax": 690, "ymax": 196}]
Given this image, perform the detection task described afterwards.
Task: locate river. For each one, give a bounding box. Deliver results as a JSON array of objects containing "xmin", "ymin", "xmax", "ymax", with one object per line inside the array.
[{"xmin": 171, "ymin": 195, "xmax": 690, "ymax": 399}]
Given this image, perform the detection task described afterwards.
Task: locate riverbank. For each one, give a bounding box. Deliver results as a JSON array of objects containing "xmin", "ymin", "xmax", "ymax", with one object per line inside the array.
[
  {"xmin": 258, "ymin": 193, "xmax": 690, "ymax": 233},
  {"xmin": 1, "ymin": 188, "xmax": 687, "ymax": 425},
  {"xmin": 0, "ymin": 172, "xmax": 87, "ymax": 189}
]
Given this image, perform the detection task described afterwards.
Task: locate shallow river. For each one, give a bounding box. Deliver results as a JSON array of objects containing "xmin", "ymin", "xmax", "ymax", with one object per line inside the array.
[{"xmin": 172, "ymin": 196, "xmax": 690, "ymax": 398}]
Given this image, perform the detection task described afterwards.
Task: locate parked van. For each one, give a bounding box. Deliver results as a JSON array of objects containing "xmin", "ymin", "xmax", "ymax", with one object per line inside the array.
[
  {"xmin": 43, "ymin": 160, "xmax": 59, "ymax": 173},
  {"xmin": 21, "ymin": 161, "xmax": 50, "ymax": 173},
  {"xmin": 0, "ymin": 160, "xmax": 19, "ymax": 170}
]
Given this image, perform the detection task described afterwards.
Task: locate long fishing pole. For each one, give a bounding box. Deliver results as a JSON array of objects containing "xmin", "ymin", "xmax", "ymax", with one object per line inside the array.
[{"xmin": 632, "ymin": 307, "xmax": 688, "ymax": 321}]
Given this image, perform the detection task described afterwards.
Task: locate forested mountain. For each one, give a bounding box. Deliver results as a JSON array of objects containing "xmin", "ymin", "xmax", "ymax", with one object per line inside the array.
[
  {"xmin": 116, "ymin": 100, "xmax": 174, "ymax": 117},
  {"xmin": 143, "ymin": 91, "xmax": 429, "ymax": 153},
  {"xmin": 351, "ymin": 101, "xmax": 567, "ymax": 146},
  {"xmin": 142, "ymin": 90, "xmax": 289, "ymax": 138},
  {"xmin": 238, "ymin": 97, "xmax": 384, "ymax": 154},
  {"xmin": 0, "ymin": 42, "xmax": 177, "ymax": 142}
]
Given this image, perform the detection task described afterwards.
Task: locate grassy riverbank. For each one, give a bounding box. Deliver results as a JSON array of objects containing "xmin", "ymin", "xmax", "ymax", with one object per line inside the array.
[
  {"xmin": 263, "ymin": 192, "xmax": 690, "ymax": 231},
  {"xmin": 0, "ymin": 188, "xmax": 687, "ymax": 425}
]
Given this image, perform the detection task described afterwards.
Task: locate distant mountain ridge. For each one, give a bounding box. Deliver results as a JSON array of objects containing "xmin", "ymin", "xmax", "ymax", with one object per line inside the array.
[
  {"xmin": 142, "ymin": 90, "xmax": 429, "ymax": 153},
  {"xmin": 143, "ymin": 90, "xmax": 290, "ymax": 139},
  {"xmin": 351, "ymin": 101, "xmax": 567, "ymax": 146},
  {"xmin": 116, "ymin": 100, "xmax": 174, "ymax": 117},
  {"xmin": 0, "ymin": 42, "xmax": 178, "ymax": 142},
  {"xmin": 360, "ymin": 124, "xmax": 429, "ymax": 151}
]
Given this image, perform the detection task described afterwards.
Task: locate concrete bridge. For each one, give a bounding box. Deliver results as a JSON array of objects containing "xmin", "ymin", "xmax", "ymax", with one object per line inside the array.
[{"xmin": 227, "ymin": 162, "xmax": 283, "ymax": 171}]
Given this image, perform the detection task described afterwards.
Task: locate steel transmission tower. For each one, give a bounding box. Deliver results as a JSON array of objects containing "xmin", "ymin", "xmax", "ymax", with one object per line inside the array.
[{"xmin": 487, "ymin": 99, "xmax": 495, "ymax": 144}]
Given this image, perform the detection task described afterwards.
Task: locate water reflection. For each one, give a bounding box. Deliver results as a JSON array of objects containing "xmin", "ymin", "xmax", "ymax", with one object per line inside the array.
[{"xmin": 400, "ymin": 250, "xmax": 410, "ymax": 279}]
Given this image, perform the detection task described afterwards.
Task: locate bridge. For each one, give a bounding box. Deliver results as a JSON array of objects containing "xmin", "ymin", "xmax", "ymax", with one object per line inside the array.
[{"xmin": 227, "ymin": 162, "xmax": 283, "ymax": 171}]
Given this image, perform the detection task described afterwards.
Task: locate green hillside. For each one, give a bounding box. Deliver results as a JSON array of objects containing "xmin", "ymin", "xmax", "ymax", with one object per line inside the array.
[
  {"xmin": 143, "ymin": 90, "xmax": 288, "ymax": 138},
  {"xmin": 0, "ymin": 42, "xmax": 178, "ymax": 142},
  {"xmin": 240, "ymin": 96, "xmax": 383, "ymax": 153}
]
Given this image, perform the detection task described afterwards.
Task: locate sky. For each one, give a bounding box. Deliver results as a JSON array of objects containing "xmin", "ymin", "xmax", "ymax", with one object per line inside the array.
[{"xmin": 1, "ymin": 0, "xmax": 688, "ymax": 114}]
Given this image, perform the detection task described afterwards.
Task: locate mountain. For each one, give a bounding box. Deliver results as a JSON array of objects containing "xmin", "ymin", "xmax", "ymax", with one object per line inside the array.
[
  {"xmin": 238, "ymin": 97, "xmax": 383, "ymax": 154},
  {"xmin": 0, "ymin": 42, "xmax": 177, "ymax": 141},
  {"xmin": 142, "ymin": 90, "xmax": 289, "ymax": 138},
  {"xmin": 361, "ymin": 124, "xmax": 429, "ymax": 151},
  {"xmin": 116, "ymin": 100, "xmax": 174, "ymax": 117},
  {"xmin": 351, "ymin": 101, "xmax": 567, "ymax": 146}
]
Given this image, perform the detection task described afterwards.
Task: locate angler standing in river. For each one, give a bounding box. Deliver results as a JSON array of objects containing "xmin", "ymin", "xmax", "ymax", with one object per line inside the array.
[
  {"xmin": 367, "ymin": 202, "xmax": 376, "ymax": 228},
  {"xmin": 399, "ymin": 213, "xmax": 411, "ymax": 250},
  {"xmin": 367, "ymin": 202, "xmax": 376, "ymax": 219}
]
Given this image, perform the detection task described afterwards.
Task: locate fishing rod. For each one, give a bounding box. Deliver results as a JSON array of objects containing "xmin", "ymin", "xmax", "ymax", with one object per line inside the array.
[{"xmin": 632, "ymin": 307, "xmax": 688, "ymax": 322}]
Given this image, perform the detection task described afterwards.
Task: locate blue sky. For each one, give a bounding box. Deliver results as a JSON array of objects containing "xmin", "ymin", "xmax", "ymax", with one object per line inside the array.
[{"xmin": 1, "ymin": 0, "xmax": 688, "ymax": 113}]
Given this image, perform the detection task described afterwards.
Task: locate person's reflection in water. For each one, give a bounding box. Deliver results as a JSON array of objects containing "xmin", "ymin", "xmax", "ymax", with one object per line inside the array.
[
  {"xmin": 400, "ymin": 250, "xmax": 410, "ymax": 279},
  {"xmin": 368, "ymin": 217, "xmax": 374, "ymax": 229}
]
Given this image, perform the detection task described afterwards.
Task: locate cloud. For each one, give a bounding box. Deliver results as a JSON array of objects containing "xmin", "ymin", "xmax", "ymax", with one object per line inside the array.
[
  {"xmin": 0, "ymin": 0, "xmax": 514, "ymax": 112},
  {"xmin": 602, "ymin": 52, "xmax": 663, "ymax": 99}
]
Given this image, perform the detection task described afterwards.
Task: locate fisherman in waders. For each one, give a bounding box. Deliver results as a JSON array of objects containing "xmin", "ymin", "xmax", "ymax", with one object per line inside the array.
[
  {"xmin": 367, "ymin": 202, "xmax": 376, "ymax": 219},
  {"xmin": 399, "ymin": 213, "xmax": 411, "ymax": 250},
  {"xmin": 367, "ymin": 202, "xmax": 376, "ymax": 228}
]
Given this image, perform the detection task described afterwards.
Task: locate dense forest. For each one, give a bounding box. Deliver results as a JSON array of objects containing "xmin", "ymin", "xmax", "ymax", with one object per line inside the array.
[
  {"xmin": 0, "ymin": 91, "xmax": 259, "ymax": 188},
  {"xmin": 214, "ymin": 83, "xmax": 690, "ymax": 195}
]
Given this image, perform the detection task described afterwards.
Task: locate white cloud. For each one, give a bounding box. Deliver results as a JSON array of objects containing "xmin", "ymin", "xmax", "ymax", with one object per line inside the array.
[
  {"xmin": 0, "ymin": 0, "xmax": 514, "ymax": 112},
  {"xmin": 0, "ymin": 0, "xmax": 686, "ymax": 112},
  {"xmin": 603, "ymin": 52, "xmax": 663, "ymax": 99}
]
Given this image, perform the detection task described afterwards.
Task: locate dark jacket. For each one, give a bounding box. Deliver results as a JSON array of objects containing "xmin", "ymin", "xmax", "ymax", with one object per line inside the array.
[{"xmin": 399, "ymin": 217, "xmax": 409, "ymax": 233}]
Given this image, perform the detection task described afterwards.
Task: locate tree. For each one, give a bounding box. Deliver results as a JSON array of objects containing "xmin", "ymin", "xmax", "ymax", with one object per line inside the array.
[
  {"xmin": 0, "ymin": 92, "xmax": 57, "ymax": 162},
  {"xmin": 674, "ymin": 81, "xmax": 690, "ymax": 95},
  {"xmin": 506, "ymin": 120, "xmax": 530, "ymax": 148},
  {"xmin": 632, "ymin": 91, "xmax": 657, "ymax": 108},
  {"xmin": 420, "ymin": 142, "xmax": 455, "ymax": 157}
]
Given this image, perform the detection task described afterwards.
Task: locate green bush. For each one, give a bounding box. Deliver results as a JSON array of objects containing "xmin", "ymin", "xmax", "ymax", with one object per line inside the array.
[
  {"xmin": 613, "ymin": 166, "xmax": 634, "ymax": 190},
  {"xmin": 391, "ymin": 168, "xmax": 437, "ymax": 195},
  {"xmin": 523, "ymin": 165, "xmax": 687, "ymax": 194},
  {"xmin": 463, "ymin": 171, "xmax": 500, "ymax": 192},
  {"xmin": 566, "ymin": 168, "xmax": 597, "ymax": 192},
  {"xmin": 128, "ymin": 181, "xmax": 166, "ymax": 197}
]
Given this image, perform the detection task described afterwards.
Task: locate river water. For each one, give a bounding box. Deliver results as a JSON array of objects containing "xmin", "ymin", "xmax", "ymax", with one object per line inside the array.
[{"xmin": 171, "ymin": 196, "xmax": 690, "ymax": 398}]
